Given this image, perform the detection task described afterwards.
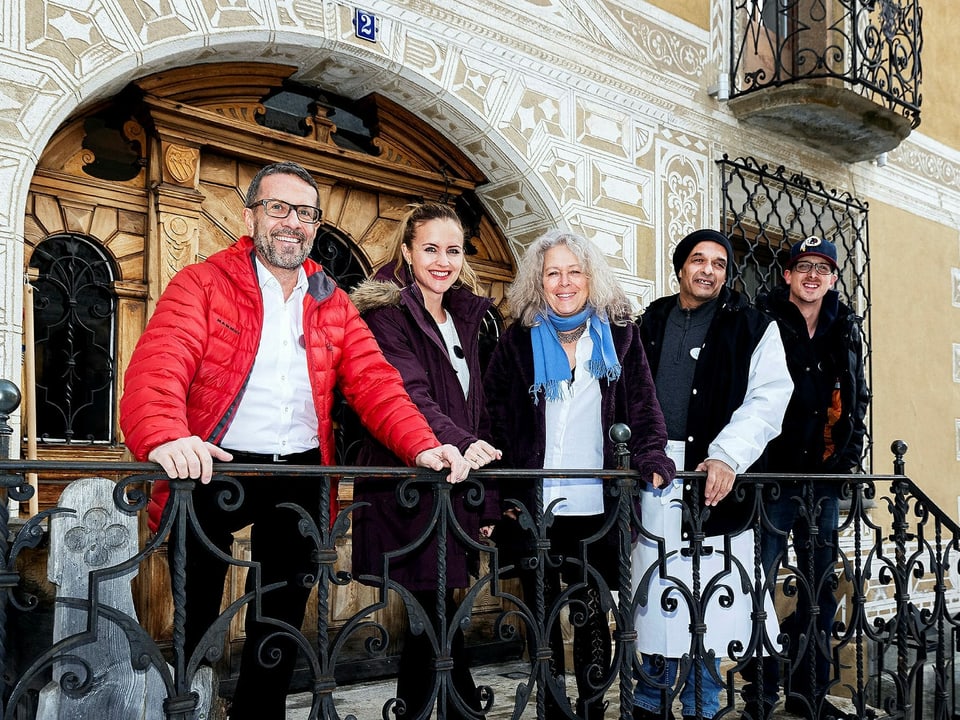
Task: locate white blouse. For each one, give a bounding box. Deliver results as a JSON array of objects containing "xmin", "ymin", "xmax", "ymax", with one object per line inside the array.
[
  {"xmin": 542, "ymin": 322, "xmax": 604, "ymax": 516},
  {"xmin": 436, "ymin": 312, "xmax": 469, "ymax": 397}
]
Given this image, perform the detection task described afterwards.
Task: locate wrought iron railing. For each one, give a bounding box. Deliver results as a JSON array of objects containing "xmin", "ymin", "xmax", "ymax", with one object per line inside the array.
[
  {"xmin": 0, "ymin": 396, "xmax": 955, "ymax": 719},
  {"xmin": 729, "ymin": 0, "xmax": 922, "ymax": 128}
]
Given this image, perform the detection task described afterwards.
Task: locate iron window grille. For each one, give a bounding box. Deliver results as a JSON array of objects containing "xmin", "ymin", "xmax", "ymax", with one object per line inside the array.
[
  {"xmin": 718, "ymin": 154, "xmax": 872, "ymax": 469},
  {"xmin": 27, "ymin": 233, "xmax": 118, "ymax": 444}
]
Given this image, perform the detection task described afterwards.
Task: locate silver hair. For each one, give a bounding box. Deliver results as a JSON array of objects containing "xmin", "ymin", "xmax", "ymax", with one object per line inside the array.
[{"xmin": 507, "ymin": 229, "xmax": 634, "ymax": 327}]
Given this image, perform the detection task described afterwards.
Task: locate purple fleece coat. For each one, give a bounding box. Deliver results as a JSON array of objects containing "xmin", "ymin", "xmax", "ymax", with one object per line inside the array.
[
  {"xmin": 483, "ymin": 318, "xmax": 675, "ymax": 518},
  {"xmin": 350, "ymin": 268, "xmax": 499, "ymax": 591}
]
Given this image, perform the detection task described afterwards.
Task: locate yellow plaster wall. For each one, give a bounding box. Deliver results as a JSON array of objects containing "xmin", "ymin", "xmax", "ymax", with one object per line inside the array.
[
  {"xmin": 868, "ymin": 200, "xmax": 960, "ymax": 518},
  {"xmin": 645, "ymin": 0, "xmax": 705, "ymax": 29},
  {"xmin": 897, "ymin": 0, "xmax": 959, "ymax": 150}
]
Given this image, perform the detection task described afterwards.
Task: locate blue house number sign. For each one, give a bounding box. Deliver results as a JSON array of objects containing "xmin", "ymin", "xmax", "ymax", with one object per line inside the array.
[{"xmin": 354, "ymin": 9, "xmax": 377, "ymax": 42}]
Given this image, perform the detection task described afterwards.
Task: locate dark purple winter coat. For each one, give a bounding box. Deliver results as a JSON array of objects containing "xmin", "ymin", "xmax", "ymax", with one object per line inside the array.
[
  {"xmin": 349, "ymin": 267, "xmax": 499, "ymax": 591},
  {"xmin": 484, "ymin": 318, "xmax": 675, "ymax": 514}
]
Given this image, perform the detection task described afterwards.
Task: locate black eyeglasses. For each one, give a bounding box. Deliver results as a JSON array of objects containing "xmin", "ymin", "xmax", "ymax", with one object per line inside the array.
[
  {"xmin": 792, "ymin": 260, "xmax": 835, "ymax": 275},
  {"xmin": 247, "ymin": 198, "xmax": 322, "ymax": 224}
]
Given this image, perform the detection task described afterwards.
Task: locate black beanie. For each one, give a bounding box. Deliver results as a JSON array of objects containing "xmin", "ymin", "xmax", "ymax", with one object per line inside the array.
[{"xmin": 672, "ymin": 229, "xmax": 734, "ymax": 277}]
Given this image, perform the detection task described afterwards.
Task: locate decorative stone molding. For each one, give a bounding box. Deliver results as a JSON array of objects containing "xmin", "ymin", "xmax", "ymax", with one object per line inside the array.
[
  {"xmin": 893, "ymin": 142, "xmax": 960, "ymax": 191},
  {"xmin": 658, "ymin": 139, "xmax": 709, "ymax": 291}
]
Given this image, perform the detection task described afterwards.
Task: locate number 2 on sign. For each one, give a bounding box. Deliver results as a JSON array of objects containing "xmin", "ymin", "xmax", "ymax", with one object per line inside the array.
[{"xmin": 354, "ymin": 9, "xmax": 377, "ymax": 42}]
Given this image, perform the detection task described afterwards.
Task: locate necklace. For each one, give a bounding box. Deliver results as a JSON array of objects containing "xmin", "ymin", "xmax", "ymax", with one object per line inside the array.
[{"xmin": 556, "ymin": 323, "xmax": 587, "ymax": 344}]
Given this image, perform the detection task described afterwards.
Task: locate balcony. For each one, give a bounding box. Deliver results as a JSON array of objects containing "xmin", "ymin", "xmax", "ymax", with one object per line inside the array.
[
  {"xmin": 0, "ymin": 436, "xmax": 955, "ymax": 719},
  {"xmin": 726, "ymin": 0, "xmax": 921, "ymax": 162}
]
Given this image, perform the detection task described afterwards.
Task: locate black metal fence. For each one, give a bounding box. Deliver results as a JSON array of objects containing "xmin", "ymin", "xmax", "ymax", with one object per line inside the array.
[
  {"xmin": 728, "ymin": 0, "xmax": 922, "ymax": 127},
  {"xmin": 0, "ymin": 403, "xmax": 956, "ymax": 718}
]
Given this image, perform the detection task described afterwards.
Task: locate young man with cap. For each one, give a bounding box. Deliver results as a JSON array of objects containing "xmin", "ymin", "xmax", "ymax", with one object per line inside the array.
[
  {"xmin": 742, "ymin": 237, "xmax": 869, "ymax": 720},
  {"xmin": 631, "ymin": 229, "xmax": 793, "ymax": 720}
]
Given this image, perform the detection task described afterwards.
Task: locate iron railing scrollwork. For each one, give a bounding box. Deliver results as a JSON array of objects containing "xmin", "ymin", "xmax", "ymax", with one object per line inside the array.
[
  {"xmin": 729, "ymin": 0, "xmax": 922, "ymax": 128},
  {"xmin": 0, "ymin": 434, "xmax": 956, "ymax": 716}
]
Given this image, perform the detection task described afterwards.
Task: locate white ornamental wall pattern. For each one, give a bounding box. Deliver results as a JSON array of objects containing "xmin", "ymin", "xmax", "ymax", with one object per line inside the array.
[
  {"xmin": 0, "ymin": 0, "xmax": 705, "ymax": 267},
  {"xmin": 538, "ymin": 145, "xmax": 588, "ymax": 208},
  {"xmin": 658, "ymin": 140, "xmax": 709, "ymax": 293},
  {"xmin": 498, "ymin": 77, "xmax": 568, "ymax": 161},
  {"xmin": 449, "ymin": 52, "xmax": 509, "ymax": 120},
  {"xmin": 1, "ymin": 0, "xmax": 949, "ymax": 395}
]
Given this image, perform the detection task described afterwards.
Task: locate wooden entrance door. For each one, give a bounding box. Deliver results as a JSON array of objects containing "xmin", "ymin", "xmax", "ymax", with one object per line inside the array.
[{"xmin": 23, "ymin": 61, "xmax": 519, "ymax": 686}]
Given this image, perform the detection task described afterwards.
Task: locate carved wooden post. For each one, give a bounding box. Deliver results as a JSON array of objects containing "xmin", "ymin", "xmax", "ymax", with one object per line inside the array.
[
  {"xmin": 147, "ymin": 134, "xmax": 204, "ymax": 312},
  {"xmin": 36, "ymin": 477, "xmax": 211, "ymax": 720}
]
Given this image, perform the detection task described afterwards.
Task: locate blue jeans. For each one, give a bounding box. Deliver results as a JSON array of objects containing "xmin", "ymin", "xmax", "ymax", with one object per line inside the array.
[
  {"xmin": 743, "ymin": 481, "xmax": 840, "ymax": 707},
  {"xmin": 634, "ymin": 654, "xmax": 722, "ymax": 718}
]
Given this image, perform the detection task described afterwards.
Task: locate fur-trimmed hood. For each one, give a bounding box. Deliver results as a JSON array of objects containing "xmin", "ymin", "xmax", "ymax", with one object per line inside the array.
[{"xmin": 349, "ymin": 278, "xmax": 402, "ymax": 315}]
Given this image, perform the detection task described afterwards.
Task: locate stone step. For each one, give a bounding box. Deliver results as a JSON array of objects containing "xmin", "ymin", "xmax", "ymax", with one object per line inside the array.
[{"xmin": 284, "ymin": 661, "xmax": 867, "ymax": 719}]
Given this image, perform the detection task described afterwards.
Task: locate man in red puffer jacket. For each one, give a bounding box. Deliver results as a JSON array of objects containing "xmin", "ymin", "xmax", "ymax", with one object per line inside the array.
[{"xmin": 120, "ymin": 161, "xmax": 468, "ymax": 720}]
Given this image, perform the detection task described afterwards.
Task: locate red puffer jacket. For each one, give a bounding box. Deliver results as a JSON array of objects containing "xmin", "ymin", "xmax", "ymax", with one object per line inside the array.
[{"xmin": 120, "ymin": 236, "xmax": 439, "ymax": 530}]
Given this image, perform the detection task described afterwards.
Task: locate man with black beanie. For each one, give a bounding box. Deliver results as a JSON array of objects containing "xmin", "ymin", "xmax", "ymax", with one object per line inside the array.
[{"xmin": 631, "ymin": 229, "xmax": 792, "ymax": 720}]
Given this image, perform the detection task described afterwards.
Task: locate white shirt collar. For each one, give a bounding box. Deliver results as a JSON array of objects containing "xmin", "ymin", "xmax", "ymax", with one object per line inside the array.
[{"xmin": 253, "ymin": 255, "xmax": 308, "ymax": 293}]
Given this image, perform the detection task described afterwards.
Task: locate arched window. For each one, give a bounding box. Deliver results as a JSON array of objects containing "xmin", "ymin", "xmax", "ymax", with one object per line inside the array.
[
  {"xmin": 28, "ymin": 234, "xmax": 117, "ymax": 444},
  {"xmin": 311, "ymin": 225, "xmax": 369, "ymax": 292}
]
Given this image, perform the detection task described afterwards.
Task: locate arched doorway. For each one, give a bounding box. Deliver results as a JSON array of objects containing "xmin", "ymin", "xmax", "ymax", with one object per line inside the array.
[{"xmin": 23, "ymin": 61, "xmax": 518, "ymax": 686}]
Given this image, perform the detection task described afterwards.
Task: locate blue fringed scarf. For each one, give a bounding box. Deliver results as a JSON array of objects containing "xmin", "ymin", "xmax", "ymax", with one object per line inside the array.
[{"xmin": 530, "ymin": 306, "xmax": 622, "ymax": 402}]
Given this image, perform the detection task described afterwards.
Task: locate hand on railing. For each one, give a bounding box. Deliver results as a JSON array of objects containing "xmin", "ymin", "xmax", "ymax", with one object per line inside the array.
[
  {"xmin": 697, "ymin": 458, "xmax": 735, "ymax": 506},
  {"xmin": 415, "ymin": 443, "xmax": 470, "ymax": 483},
  {"xmin": 147, "ymin": 435, "xmax": 233, "ymax": 484},
  {"xmin": 463, "ymin": 439, "xmax": 502, "ymax": 469}
]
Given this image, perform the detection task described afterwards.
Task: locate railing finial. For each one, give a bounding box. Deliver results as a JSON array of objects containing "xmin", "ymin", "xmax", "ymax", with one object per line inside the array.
[
  {"xmin": 609, "ymin": 423, "xmax": 631, "ymax": 470},
  {"xmin": 0, "ymin": 380, "xmax": 22, "ymax": 461},
  {"xmin": 890, "ymin": 439, "xmax": 908, "ymax": 475}
]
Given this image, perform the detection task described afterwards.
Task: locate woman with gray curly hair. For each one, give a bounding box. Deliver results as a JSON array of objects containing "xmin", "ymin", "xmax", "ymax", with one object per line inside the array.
[
  {"xmin": 485, "ymin": 229, "xmax": 675, "ymax": 720},
  {"xmin": 507, "ymin": 230, "xmax": 635, "ymax": 330}
]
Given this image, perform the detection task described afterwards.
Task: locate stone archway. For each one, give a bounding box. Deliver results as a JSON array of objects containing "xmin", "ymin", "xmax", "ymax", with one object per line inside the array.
[
  {"xmin": 26, "ymin": 61, "xmax": 517, "ymax": 456},
  {"xmin": 23, "ymin": 59, "xmax": 524, "ymax": 687},
  {"xmin": 2, "ymin": 17, "xmax": 570, "ymax": 390}
]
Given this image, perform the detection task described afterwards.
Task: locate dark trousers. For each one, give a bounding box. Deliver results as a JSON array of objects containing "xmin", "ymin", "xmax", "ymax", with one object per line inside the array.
[
  {"xmin": 517, "ymin": 515, "xmax": 613, "ymax": 720},
  {"xmin": 743, "ymin": 482, "xmax": 840, "ymax": 711},
  {"xmin": 173, "ymin": 452, "xmax": 321, "ymax": 720},
  {"xmin": 396, "ymin": 589, "xmax": 481, "ymax": 720}
]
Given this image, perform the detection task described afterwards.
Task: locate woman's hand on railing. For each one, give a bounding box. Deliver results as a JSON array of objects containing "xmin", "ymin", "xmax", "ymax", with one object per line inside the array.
[
  {"xmin": 464, "ymin": 440, "xmax": 502, "ymax": 470},
  {"xmin": 415, "ymin": 443, "xmax": 470, "ymax": 483}
]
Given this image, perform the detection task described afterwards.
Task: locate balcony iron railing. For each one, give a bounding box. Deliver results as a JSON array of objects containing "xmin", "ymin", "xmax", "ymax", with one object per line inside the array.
[
  {"xmin": 0, "ymin": 389, "xmax": 956, "ymax": 719},
  {"xmin": 726, "ymin": 0, "xmax": 922, "ymax": 161},
  {"xmin": 730, "ymin": 0, "xmax": 922, "ymax": 124}
]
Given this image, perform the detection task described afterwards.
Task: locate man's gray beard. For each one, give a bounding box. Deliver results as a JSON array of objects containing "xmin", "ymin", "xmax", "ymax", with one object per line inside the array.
[{"xmin": 254, "ymin": 231, "xmax": 312, "ymax": 269}]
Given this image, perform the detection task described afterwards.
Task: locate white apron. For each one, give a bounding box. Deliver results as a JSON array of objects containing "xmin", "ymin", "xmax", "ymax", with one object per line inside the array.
[{"xmin": 631, "ymin": 442, "xmax": 780, "ymax": 658}]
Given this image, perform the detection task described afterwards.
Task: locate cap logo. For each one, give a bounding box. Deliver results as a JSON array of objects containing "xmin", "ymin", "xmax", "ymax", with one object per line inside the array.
[{"xmin": 799, "ymin": 236, "xmax": 822, "ymax": 252}]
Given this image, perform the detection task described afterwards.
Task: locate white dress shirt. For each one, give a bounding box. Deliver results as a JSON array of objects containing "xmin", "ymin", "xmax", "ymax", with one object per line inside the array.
[{"xmin": 219, "ymin": 258, "xmax": 319, "ymax": 455}]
